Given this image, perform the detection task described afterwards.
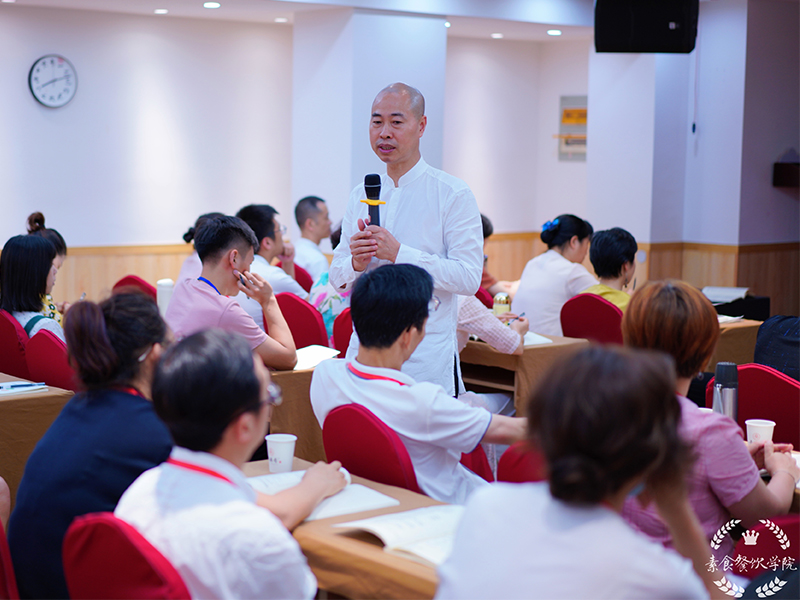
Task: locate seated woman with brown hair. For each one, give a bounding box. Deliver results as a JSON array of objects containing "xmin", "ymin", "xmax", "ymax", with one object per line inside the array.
[
  {"xmin": 7, "ymin": 291, "xmax": 173, "ymax": 599},
  {"xmin": 437, "ymin": 346, "xmax": 719, "ymax": 599},
  {"xmin": 621, "ymin": 280, "xmax": 799, "ymax": 563}
]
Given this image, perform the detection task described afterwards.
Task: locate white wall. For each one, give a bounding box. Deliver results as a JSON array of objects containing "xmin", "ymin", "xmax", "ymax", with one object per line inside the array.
[
  {"xmin": 443, "ymin": 37, "xmax": 541, "ymax": 233},
  {"xmin": 535, "ymin": 40, "xmax": 590, "ymax": 229},
  {"xmin": 682, "ymin": 0, "xmax": 748, "ymax": 245},
  {"xmin": 739, "ymin": 0, "xmax": 800, "ymax": 244},
  {"xmin": 0, "ymin": 6, "xmax": 293, "ymax": 247}
]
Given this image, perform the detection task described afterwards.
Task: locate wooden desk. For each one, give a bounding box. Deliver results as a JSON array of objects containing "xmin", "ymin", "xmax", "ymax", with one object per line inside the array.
[
  {"xmin": 270, "ymin": 368, "xmax": 326, "ymax": 463},
  {"xmin": 0, "ymin": 373, "xmax": 74, "ymax": 509},
  {"xmin": 459, "ymin": 336, "xmax": 588, "ymax": 414},
  {"xmin": 243, "ymin": 459, "xmax": 440, "ymax": 599},
  {"xmin": 708, "ymin": 319, "xmax": 762, "ymax": 371}
]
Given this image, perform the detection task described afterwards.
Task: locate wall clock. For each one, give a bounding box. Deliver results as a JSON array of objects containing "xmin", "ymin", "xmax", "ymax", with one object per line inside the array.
[{"xmin": 28, "ymin": 54, "xmax": 77, "ymax": 108}]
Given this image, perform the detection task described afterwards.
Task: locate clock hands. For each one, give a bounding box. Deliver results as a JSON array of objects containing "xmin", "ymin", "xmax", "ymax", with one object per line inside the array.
[{"xmin": 40, "ymin": 75, "xmax": 69, "ymax": 88}]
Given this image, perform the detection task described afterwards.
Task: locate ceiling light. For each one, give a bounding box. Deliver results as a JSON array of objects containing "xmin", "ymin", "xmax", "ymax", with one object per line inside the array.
[
  {"xmin": 203, "ymin": 2, "xmax": 221, "ymax": 8},
  {"xmin": 154, "ymin": 8, "xmax": 168, "ymax": 14},
  {"xmin": 1, "ymin": 1, "xmax": 17, "ymax": 4},
  {"xmin": 547, "ymin": 29, "xmax": 562, "ymax": 36},
  {"xmin": 444, "ymin": 21, "xmax": 451, "ymax": 28},
  {"xmin": 490, "ymin": 33, "xmax": 504, "ymax": 39},
  {"xmin": 274, "ymin": 17, "xmax": 288, "ymax": 23}
]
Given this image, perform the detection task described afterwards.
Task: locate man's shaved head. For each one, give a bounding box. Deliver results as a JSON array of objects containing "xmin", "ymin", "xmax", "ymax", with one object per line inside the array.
[{"xmin": 373, "ymin": 83, "xmax": 425, "ymax": 120}]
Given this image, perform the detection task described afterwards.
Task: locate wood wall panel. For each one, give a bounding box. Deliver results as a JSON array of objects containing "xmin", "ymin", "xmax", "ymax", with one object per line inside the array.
[
  {"xmin": 483, "ymin": 232, "xmax": 540, "ymax": 282},
  {"xmin": 737, "ymin": 243, "xmax": 799, "ymax": 316},
  {"xmin": 681, "ymin": 243, "xmax": 738, "ymax": 288},
  {"xmin": 648, "ymin": 243, "xmax": 684, "ymax": 281}
]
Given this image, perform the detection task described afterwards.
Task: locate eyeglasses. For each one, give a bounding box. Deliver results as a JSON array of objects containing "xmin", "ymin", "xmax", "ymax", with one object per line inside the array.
[
  {"xmin": 277, "ymin": 224, "xmax": 287, "ymax": 236},
  {"xmin": 428, "ymin": 295, "xmax": 441, "ymax": 313},
  {"xmin": 266, "ymin": 382, "xmax": 282, "ymax": 407}
]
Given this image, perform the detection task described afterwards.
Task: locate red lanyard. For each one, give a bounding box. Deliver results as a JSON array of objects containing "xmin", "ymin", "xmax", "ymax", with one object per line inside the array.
[
  {"xmin": 347, "ymin": 363, "xmax": 408, "ymax": 386},
  {"xmin": 117, "ymin": 386, "xmax": 145, "ymax": 398},
  {"xmin": 166, "ymin": 458, "xmax": 235, "ymax": 486}
]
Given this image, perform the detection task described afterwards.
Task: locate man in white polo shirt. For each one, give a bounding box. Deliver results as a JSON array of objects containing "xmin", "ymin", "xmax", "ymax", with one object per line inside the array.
[
  {"xmin": 310, "ymin": 264, "xmax": 526, "ymax": 504},
  {"xmin": 293, "ymin": 196, "xmax": 332, "ymax": 283}
]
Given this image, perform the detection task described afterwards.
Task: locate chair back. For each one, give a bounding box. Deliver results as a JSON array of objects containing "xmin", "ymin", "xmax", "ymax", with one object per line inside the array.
[
  {"xmin": 733, "ymin": 514, "xmax": 800, "ymax": 577},
  {"xmin": 560, "ymin": 293, "xmax": 624, "ymax": 344},
  {"xmin": 275, "ymin": 262, "xmax": 314, "ymax": 293},
  {"xmin": 113, "ymin": 275, "xmax": 158, "ymax": 301},
  {"xmin": 63, "ymin": 513, "xmax": 190, "ymax": 600},
  {"xmin": 332, "ymin": 308, "xmax": 353, "ymax": 355},
  {"xmin": 704, "ymin": 363, "xmax": 800, "ymax": 448},
  {"xmin": 497, "ymin": 442, "xmax": 548, "ymax": 483},
  {"xmin": 460, "ymin": 445, "xmax": 494, "ymax": 482},
  {"xmin": 323, "ymin": 404, "xmax": 423, "ymax": 494},
  {"xmin": 0, "ymin": 520, "xmax": 19, "ymax": 600},
  {"xmin": 475, "ymin": 287, "xmax": 494, "ymax": 310},
  {"xmin": 275, "ymin": 293, "xmax": 329, "ymax": 349},
  {"xmin": 0, "ymin": 310, "xmax": 31, "ymax": 380},
  {"xmin": 26, "ymin": 330, "xmax": 80, "ymax": 392}
]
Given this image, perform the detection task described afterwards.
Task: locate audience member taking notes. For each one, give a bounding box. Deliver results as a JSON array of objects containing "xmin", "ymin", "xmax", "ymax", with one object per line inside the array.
[
  {"xmin": 8, "ymin": 292, "xmax": 173, "ymax": 599},
  {"xmin": 436, "ymin": 347, "xmax": 721, "ymax": 600},
  {"xmin": 310, "ymin": 264, "xmax": 526, "ymax": 504},
  {"xmin": 580, "ymin": 226, "xmax": 638, "ymax": 311},
  {"xmin": 511, "ymin": 214, "xmax": 597, "ymax": 336},
  {"xmin": 294, "ymin": 195, "xmax": 333, "ymax": 283},
  {"xmin": 165, "ymin": 215, "xmax": 297, "ymax": 370},
  {"xmin": 115, "ymin": 329, "xmax": 346, "ymax": 599},
  {"xmin": 621, "ymin": 280, "xmax": 799, "ymax": 563}
]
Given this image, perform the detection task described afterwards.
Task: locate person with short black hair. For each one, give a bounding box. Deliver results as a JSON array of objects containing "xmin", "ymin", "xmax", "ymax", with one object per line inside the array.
[
  {"xmin": 176, "ymin": 211, "xmax": 225, "ymax": 285},
  {"xmin": 116, "ymin": 329, "xmax": 346, "ymax": 599},
  {"xmin": 436, "ymin": 346, "xmax": 718, "ymax": 599},
  {"xmin": 8, "ymin": 291, "xmax": 173, "ymax": 599},
  {"xmin": 311, "ymin": 264, "xmax": 526, "ymax": 504},
  {"xmin": 0, "ymin": 234, "xmax": 64, "ymax": 341},
  {"xmin": 511, "ymin": 214, "xmax": 598, "ymax": 336},
  {"xmin": 165, "ymin": 215, "xmax": 297, "ymax": 370},
  {"xmin": 581, "ymin": 226, "xmax": 638, "ymax": 311},
  {"xmin": 294, "ymin": 196, "xmax": 332, "ymax": 282}
]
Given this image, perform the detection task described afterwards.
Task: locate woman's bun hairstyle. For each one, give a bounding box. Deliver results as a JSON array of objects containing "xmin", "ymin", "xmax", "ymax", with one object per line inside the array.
[
  {"xmin": 184, "ymin": 212, "xmax": 225, "ymax": 244},
  {"xmin": 540, "ymin": 214, "xmax": 593, "ymax": 249},
  {"xmin": 26, "ymin": 211, "xmax": 46, "ymax": 233},
  {"xmin": 26, "ymin": 212, "xmax": 67, "ymax": 256}
]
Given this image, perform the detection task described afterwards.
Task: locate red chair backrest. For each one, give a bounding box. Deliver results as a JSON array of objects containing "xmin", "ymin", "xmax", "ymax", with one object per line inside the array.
[
  {"xmin": 0, "ymin": 310, "xmax": 30, "ymax": 380},
  {"xmin": 733, "ymin": 514, "xmax": 800, "ymax": 577},
  {"xmin": 460, "ymin": 445, "xmax": 494, "ymax": 482},
  {"xmin": 26, "ymin": 330, "xmax": 80, "ymax": 392},
  {"xmin": 275, "ymin": 262, "xmax": 314, "ymax": 293},
  {"xmin": 275, "ymin": 293, "xmax": 329, "ymax": 349},
  {"xmin": 560, "ymin": 293, "xmax": 624, "ymax": 344},
  {"xmin": 113, "ymin": 275, "xmax": 157, "ymax": 301},
  {"xmin": 704, "ymin": 363, "xmax": 800, "ymax": 448},
  {"xmin": 63, "ymin": 513, "xmax": 191, "ymax": 600},
  {"xmin": 323, "ymin": 404, "xmax": 424, "ymax": 494},
  {"xmin": 332, "ymin": 308, "xmax": 353, "ymax": 355},
  {"xmin": 497, "ymin": 442, "xmax": 548, "ymax": 483},
  {"xmin": 475, "ymin": 287, "xmax": 494, "ymax": 310},
  {"xmin": 0, "ymin": 520, "xmax": 20, "ymax": 600}
]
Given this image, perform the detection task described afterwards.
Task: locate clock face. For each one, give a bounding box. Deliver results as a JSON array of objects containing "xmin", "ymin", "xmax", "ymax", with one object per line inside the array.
[{"xmin": 29, "ymin": 55, "xmax": 77, "ymax": 108}]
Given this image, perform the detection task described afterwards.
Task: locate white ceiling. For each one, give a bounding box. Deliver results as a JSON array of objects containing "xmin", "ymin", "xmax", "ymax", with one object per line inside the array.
[{"xmin": 1, "ymin": 0, "xmax": 594, "ymax": 41}]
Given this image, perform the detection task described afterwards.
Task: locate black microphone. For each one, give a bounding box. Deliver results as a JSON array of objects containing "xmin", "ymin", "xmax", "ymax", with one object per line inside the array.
[{"xmin": 363, "ymin": 173, "xmax": 383, "ymax": 227}]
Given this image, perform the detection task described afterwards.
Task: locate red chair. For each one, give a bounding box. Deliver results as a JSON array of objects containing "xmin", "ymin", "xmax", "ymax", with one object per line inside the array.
[
  {"xmin": 560, "ymin": 293, "xmax": 624, "ymax": 344},
  {"xmin": 332, "ymin": 308, "xmax": 353, "ymax": 355},
  {"xmin": 497, "ymin": 442, "xmax": 548, "ymax": 483},
  {"xmin": 63, "ymin": 513, "xmax": 190, "ymax": 600},
  {"xmin": 113, "ymin": 275, "xmax": 157, "ymax": 301},
  {"xmin": 475, "ymin": 287, "xmax": 494, "ymax": 310},
  {"xmin": 26, "ymin": 330, "xmax": 80, "ymax": 392},
  {"xmin": 460, "ymin": 445, "xmax": 494, "ymax": 482},
  {"xmin": 704, "ymin": 363, "xmax": 800, "ymax": 448},
  {"xmin": 0, "ymin": 310, "xmax": 30, "ymax": 380},
  {"xmin": 275, "ymin": 262, "xmax": 314, "ymax": 293},
  {"xmin": 0, "ymin": 516, "xmax": 20, "ymax": 600},
  {"xmin": 275, "ymin": 293, "xmax": 329, "ymax": 349},
  {"xmin": 733, "ymin": 514, "xmax": 799, "ymax": 577},
  {"xmin": 323, "ymin": 404, "xmax": 424, "ymax": 494}
]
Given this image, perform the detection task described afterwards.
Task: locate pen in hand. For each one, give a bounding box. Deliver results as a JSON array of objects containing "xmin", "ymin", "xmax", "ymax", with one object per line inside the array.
[{"xmin": 507, "ymin": 312, "xmax": 526, "ymax": 324}]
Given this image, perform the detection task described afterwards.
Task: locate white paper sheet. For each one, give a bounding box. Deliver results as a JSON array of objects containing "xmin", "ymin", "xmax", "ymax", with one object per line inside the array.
[
  {"xmin": 294, "ymin": 345, "xmax": 340, "ymax": 371},
  {"xmin": 523, "ymin": 331, "xmax": 554, "ymax": 346}
]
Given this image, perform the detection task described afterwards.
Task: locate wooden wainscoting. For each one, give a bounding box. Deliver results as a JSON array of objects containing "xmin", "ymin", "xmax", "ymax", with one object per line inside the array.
[
  {"xmin": 738, "ymin": 243, "xmax": 800, "ymax": 317},
  {"xmin": 51, "ymin": 244, "xmax": 194, "ymax": 303}
]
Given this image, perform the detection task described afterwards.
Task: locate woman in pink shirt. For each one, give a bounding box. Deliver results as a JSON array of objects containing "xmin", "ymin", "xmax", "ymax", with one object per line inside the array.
[{"xmin": 621, "ymin": 280, "xmax": 799, "ymax": 562}]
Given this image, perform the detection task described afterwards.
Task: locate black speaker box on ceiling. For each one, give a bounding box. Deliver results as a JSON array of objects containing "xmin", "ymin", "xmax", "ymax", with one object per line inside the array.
[{"xmin": 595, "ymin": 0, "xmax": 699, "ymax": 54}]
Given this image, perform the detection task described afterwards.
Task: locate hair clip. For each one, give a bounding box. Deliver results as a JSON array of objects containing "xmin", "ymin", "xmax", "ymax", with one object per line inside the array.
[{"xmin": 542, "ymin": 217, "xmax": 560, "ymax": 232}]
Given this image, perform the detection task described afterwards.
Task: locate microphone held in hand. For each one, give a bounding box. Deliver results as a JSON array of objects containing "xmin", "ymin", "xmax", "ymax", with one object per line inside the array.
[{"xmin": 362, "ymin": 173, "xmax": 384, "ymax": 227}]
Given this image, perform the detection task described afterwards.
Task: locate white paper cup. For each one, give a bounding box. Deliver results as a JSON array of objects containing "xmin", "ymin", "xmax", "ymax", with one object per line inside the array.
[
  {"xmin": 266, "ymin": 433, "xmax": 297, "ymax": 473},
  {"xmin": 745, "ymin": 419, "xmax": 776, "ymax": 444}
]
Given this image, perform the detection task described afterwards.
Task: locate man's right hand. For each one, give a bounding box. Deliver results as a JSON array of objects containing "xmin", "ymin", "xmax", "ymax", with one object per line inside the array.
[
  {"xmin": 302, "ymin": 460, "xmax": 348, "ymax": 499},
  {"xmin": 235, "ymin": 270, "xmax": 274, "ymax": 306},
  {"xmin": 350, "ymin": 218, "xmax": 378, "ymax": 272}
]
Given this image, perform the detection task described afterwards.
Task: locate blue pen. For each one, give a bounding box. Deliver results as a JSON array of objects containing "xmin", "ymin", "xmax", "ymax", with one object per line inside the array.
[{"xmin": 507, "ymin": 312, "xmax": 526, "ymax": 324}]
